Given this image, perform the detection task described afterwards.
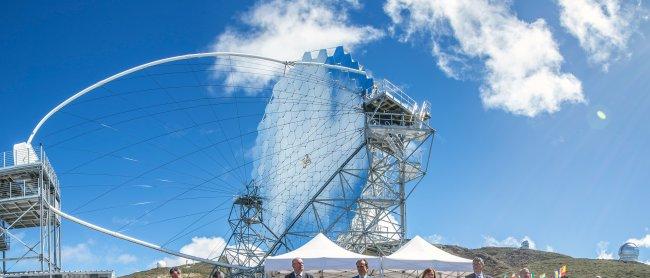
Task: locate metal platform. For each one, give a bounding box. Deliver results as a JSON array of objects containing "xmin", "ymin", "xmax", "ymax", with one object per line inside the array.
[
  {"xmin": 337, "ymin": 79, "xmax": 434, "ymax": 255},
  {"xmin": 0, "ymin": 144, "xmax": 61, "ymax": 273}
]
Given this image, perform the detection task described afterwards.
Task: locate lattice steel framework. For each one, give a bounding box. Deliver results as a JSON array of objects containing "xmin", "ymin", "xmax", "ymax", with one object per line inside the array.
[
  {"xmin": 5, "ymin": 46, "xmax": 432, "ymax": 277},
  {"xmin": 219, "ymin": 47, "xmax": 434, "ymax": 276},
  {"xmin": 339, "ymin": 79, "xmax": 433, "ymax": 255},
  {"xmin": 0, "ymin": 144, "xmax": 61, "ymax": 274},
  {"xmin": 222, "ymin": 181, "xmax": 280, "ymax": 269},
  {"xmin": 14, "ymin": 48, "xmax": 380, "ymax": 276}
]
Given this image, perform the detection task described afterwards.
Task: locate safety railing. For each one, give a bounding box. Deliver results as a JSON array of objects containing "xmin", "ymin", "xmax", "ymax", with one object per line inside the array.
[
  {"xmin": 1, "ymin": 146, "xmax": 40, "ymax": 168},
  {"xmin": 366, "ymin": 112, "xmax": 427, "ymax": 129},
  {"xmin": 419, "ymin": 100, "xmax": 431, "ymax": 120},
  {"xmin": 368, "ymin": 79, "xmax": 418, "ymax": 113},
  {"xmin": 0, "ymin": 232, "xmax": 8, "ymax": 251},
  {"xmin": 0, "ymin": 144, "xmax": 60, "ymax": 195},
  {"xmin": 39, "ymin": 149, "xmax": 60, "ymax": 193},
  {"xmin": 0, "ymin": 179, "xmax": 40, "ymax": 199}
]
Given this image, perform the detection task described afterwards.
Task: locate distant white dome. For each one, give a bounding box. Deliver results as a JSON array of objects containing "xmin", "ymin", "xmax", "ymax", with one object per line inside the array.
[
  {"xmin": 618, "ymin": 242, "xmax": 639, "ymax": 262},
  {"xmin": 156, "ymin": 260, "xmax": 167, "ymax": 268}
]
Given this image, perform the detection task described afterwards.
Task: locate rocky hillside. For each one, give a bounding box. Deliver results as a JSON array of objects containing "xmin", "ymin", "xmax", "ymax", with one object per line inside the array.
[
  {"xmin": 121, "ymin": 263, "xmax": 214, "ymax": 278},
  {"xmin": 437, "ymin": 245, "xmax": 649, "ymax": 277},
  {"xmin": 121, "ymin": 247, "xmax": 649, "ymax": 277}
]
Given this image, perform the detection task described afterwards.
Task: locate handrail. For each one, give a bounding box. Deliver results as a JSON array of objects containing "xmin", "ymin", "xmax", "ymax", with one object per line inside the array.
[
  {"xmin": 369, "ymin": 79, "xmax": 417, "ymax": 112},
  {"xmin": 0, "ymin": 145, "xmax": 60, "ymax": 195}
]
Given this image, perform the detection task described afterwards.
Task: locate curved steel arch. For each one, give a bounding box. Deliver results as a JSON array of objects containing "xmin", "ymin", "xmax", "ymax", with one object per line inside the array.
[{"xmin": 27, "ymin": 52, "xmax": 367, "ymax": 144}]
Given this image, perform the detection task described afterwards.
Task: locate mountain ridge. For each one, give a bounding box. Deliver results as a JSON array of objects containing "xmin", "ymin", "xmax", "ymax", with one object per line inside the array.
[{"xmin": 121, "ymin": 245, "xmax": 650, "ymax": 277}]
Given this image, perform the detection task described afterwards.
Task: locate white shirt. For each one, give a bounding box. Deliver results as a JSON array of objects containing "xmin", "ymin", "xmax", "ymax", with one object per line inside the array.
[
  {"xmin": 293, "ymin": 272, "xmax": 304, "ymax": 278},
  {"xmin": 474, "ymin": 273, "xmax": 484, "ymax": 278}
]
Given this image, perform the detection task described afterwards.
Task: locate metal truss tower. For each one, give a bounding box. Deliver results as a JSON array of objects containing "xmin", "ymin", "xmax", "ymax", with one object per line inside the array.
[
  {"xmin": 222, "ymin": 181, "xmax": 279, "ymax": 274},
  {"xmin": 338, "ymin": 79, "xmax": 433, "ymax": 255},
  {"xmin": 0, "ymin": 143, "xmax": 61, "ymax": 274},
  {"xmin": 219, "ymin": 78, "xmax": 433, "ymax": 272}
]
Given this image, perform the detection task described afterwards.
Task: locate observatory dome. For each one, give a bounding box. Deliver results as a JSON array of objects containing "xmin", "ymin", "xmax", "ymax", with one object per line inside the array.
[{"xmin": 618, "ymin": 242, "xmax": 639, "ymax": 262}]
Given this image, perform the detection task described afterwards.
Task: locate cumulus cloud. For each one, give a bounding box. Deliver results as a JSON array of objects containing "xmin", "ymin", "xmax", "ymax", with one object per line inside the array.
[
  {"xmin": 426, "ymin": 234, "xmax": 444, "ymax": 244},
  {"xmin": 596, "ymin": 241, "xmax": 614, "ymax": 259},
  {"xmin": 156, "ymin": 236, "xmax": 226, "ymax": 267},
  {"xmin": 107, "ymin": 253, "xmax": 138, "ymax": 264},
  {"xmin": 212, "ymin": 0, "xmax": 383, "ymax": 92},
  {"xmin": 62, "ymin": 240, "xmax": 98, "ymax": 264},
  {"xmin": 627, "ymin": 233, "xmax": 650, "ymax": 248},
  {"xmin": 557, "ymin": 0, "xmax": 645, "ymax": 70},
  {"xmin": 384, "ymin": 0, "xmax": 584, "ymax": 117},
  {"xmin": 62, "ymin": 239, "xmax": 139, "ymax": 267},
  {"xmin": 483, "ymin": 235, "xmax": 536, "ymax": 249}
]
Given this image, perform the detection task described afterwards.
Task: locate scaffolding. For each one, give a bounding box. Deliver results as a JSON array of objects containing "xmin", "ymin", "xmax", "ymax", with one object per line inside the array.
[
  {"xmin": 222, "ymin": 181, "xmax": 278, "ymax": 273},
  {"xmin": 338, "ymin": 79, "xmax": 433, "ymax": 255},
  {"xmin": 218, "ymin": 49, "xmax": 434, "ymax": 275},
  {"xmin": 0, "ymin": 143, "xmax": 61, "ymax": 274}
]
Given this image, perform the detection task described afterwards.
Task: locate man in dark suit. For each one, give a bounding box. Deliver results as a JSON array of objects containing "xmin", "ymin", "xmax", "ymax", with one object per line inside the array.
[
  {"xmin": 352, "ymin": 258, "xmax": 372, "ymax": 278},
  {"xmin": 465, "ymin": 257, "xmax": 493, "ymax": 278},
  {"xmin": 285, "ymin": 257, "xmax": 314, "ymax": 278},
  {"xmin": 169, "ymin": 266, "xmax": 181, "ymax": 278}
]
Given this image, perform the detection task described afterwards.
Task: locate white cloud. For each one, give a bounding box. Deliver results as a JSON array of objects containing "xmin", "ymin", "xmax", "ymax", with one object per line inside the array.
[
  {"xmin": 426, "ymin": 234, "xmax": 444, "ymax": 244},
  {"xmin": 63, "ymin": 240, "xmax": 139, "ymax": 266},
  {"xmin": 483, "ymin": 235, "xmax": 536, "ymax": 249},
  {"xmin": 384, "ymin": 0, "xmax": 584, "ymax": 117},
  {"xmin": 557, "ymin": 0, "xmax": 645, "ymax": 70},
  {"xmin": 627, "ymin": 233, "xmax": 650, "ymax": 248},
  {"xmin": 108, "ymin": 253, "xmax": 138, "ymax": 264},
  {"xmin": 156, "ymin": 236, "xmax": 226, "ymax": 267},
  {"xmin": 62, "ymin": 241, "xmax": 98, "ymax": 264},
  {"xmin": 546, "ymin": 245, "xmax": 555, "ymax": 252},
  {"xmin": 596, "ymin": 241, "xmax": 614, "ymax": 259},
  {"xmin": 212, "ymin": 0, "xmax": 383, "ymax": 92}
]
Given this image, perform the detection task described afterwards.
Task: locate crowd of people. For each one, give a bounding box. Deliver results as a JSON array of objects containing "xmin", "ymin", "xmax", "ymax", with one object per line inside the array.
[
  {"xmin": 277, "ymin": 256, "xmax": 500, "ymax": 278},
  {"xmin": 166, "ymin": 255, "xmax": 541, "ymax": 278}
]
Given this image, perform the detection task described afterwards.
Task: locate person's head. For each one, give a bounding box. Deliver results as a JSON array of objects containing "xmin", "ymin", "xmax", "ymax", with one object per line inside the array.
[
  {"xmin": 421, "ymin": 268, "xmax": 437, "ymax": 278},
  {"xmin": 212, "ymin": 270, "xmax": 224, "ymax": 278},
  {"xmin": 472, "ymin": 257, "xmax": 485, "ymax": 274},
  {"xmin": 518, "ymin": 268, "xmax": 531, "ymax": 278},
  {"xmin": 169, "ymin": 267, "xmax": 181, "ymax": 278},
  {"xmin": 356, "ymin": 259, "xmax": 369, "ymax": 276},
  {"xmin": 292, "ymin": 258, "xmax": 304, "ymax": 273}
]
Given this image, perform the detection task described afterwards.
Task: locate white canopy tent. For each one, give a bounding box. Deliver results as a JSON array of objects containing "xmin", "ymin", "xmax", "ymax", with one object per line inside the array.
[
  {"xmin": 264, "ymin": 233, "xmax": 380, "ymax": 271},
  {"xmin": 382, "ymin": 236, "xmax": 473, "ymax": 272}
]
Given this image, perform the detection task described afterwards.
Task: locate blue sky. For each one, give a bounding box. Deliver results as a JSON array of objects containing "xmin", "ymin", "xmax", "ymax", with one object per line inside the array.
[{"xmin": 1, "ymin": 0, "xmax": 649, "ymax": 275}]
